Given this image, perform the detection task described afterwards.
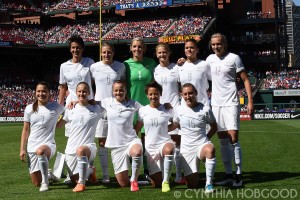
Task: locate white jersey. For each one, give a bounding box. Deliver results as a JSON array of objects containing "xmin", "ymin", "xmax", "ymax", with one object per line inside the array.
[
  {"xmin": 101, "ymin": 97, "xmax": 142, "ymax": 148},
  {"xmin": 138, "ymin": 105, "xmax": 173, "ymax": 150},
  {"xmin": 154, "ymin": 63, "xmax": 180, "ymax": 107},
  {"xmin": 90, "ymin": 61, "xmax": 126, "ymax": 101},
  {"xmin": 206, "ymin": 53, "xmax": 245, "ymax": 106},
  {"xmin": 178, "ymin": 60, "xmax": 211, "ymax": 105},
  {"xmin": 24, "ymin": 102, "xmax": 65, "ymax": 153},
  {"xmin": 173, "ymin": 103, "xmax": 215, "ymax": 154},
  {"xmin": 59, "ymin": 57, "xmax": 94, "ymax": 104},
  {"xmin": 63, "ymin": 104, "xmax": 103, "ymax": 154}
]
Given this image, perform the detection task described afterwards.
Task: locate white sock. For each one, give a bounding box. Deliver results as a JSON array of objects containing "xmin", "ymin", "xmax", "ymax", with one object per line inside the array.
[
  {"xmin": 220, "ymin": 138, "xmax": 233, "ymax": 175},
  {"xmin": 130, "ymin": 156, "xmax": 142, "ymax": 182},
  {"xmin": 163, "ymin": 155, "xmax": 174, "ymax": 182},
  {"xmin": 231, "ymin": 142, "xmax": 242, "ymax": 175},
  {"xmin": 38, "ymin": 154, "xmax": 49, "ymax": 184},
  {"xmin": 205, "ymin": 158, "xmax": 216, "ymax": 185},
  {"xmin": 77, "ymin": 156, "xmax": 88, "ymax": 184},
  {"xmin": 86, "ymin": 160, "xmax": 94, "ymax": 178},
  {"xmin": 98, "ymin": 146, "xmax": 109, "ymax": 177},
  {"xmin": 174, "ymin": 147, "xmax": 183, "ymax": 180}
]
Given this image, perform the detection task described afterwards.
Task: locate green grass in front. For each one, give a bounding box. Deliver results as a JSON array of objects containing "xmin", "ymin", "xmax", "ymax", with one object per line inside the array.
[{"xmin": 0, "ymin": 120, "xmax": 299, "ymax": 200}]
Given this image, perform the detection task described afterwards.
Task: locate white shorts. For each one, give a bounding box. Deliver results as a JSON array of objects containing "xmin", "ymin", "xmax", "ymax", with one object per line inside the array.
[
  {"xmin": 212, "ymin": 105, "xmax": 240, "ymax": 132},
  {"xmin": 95, "ymin": 118, "xmax": 108, "ymax": 138},
  {"xmin": 145, "ymin": 140, "xmax": 175, "ymax": 176},
  {"xmin": 28, "ymin": 143, "xmax": 56, "ymax": 174},
  {"xmin": 111, "ymin": 138, "xmax": 143, "ymax": 174},
  {"xmin": 65, "ymin": 143, "xmax": 97, "ymax": 176},
  {"xmin": 181, "ymin": 141, "xmax": 213, "ymax": 176}
]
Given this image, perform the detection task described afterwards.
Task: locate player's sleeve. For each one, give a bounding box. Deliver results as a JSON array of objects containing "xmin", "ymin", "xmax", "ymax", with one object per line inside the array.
[
  {"xmin": 172, "ymin": 107, "xmax": 180, "ymax": 124},
  {"xmin": 23, "ymin": 105, "xmax": 31, "ymax": 122},
  {"xmin": 59, "ymin": 64, "xmax": 66, "ymax": 85},
  {"xmin": 206, "ymin": 61, "xmax": 212, "ymax": 81},
  {"xmin": 100, "ymin": 98, "xmax": 108, "ymax": 110},
  {"xmin": 205, "ymin": 106, "xmax": 216, "ymax": 125},
  {"xmin": 57, "ymin": 103, "xmax": 65, "ymax": 115},
  {"xmin": 137, "ymin": 107, "xmax": 144, "ymax": 122},
  {"xmin": 235, "ymin": 55, "xmax": 245, "ymax": 73},
  {"xmin": 62, "ymin": 109, "xmax": 71, "ymax": 123},
  {"xmin": 134, "ymin": 101, "xmax": 143, "ymax": 111},
  {"xmin": 88, "ymin": 57, "xmax": 95, "ymax": 66}
]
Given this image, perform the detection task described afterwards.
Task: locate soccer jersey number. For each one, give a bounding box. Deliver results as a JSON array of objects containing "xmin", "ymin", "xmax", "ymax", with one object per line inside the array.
[
  {"xmin": 107, "ymin": 75, "xmax": 111, "ymax": 84},
  {"xmin": 188, "ymin": 73, "xmax": 192, "ymax": 81},
  {"xmin": 216, "ymin": 67, "xmax": 221, "ymax": 76},
  {"xmin": 188, "ymin": 119, "xmax": 196, "ymax": 128},
  {"xmin": 151, "ymin": 118, "xmax": 158, "ymax": 127},
  {"xmin": 80, "ymin": 115, "xmax": 84, "ymax": 124}
]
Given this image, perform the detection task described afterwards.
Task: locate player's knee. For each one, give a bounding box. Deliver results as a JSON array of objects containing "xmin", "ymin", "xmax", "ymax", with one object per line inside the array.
[
  {"xmin": 76, "ymin": 147, "xmax": 85, "ymax": 156},
  {"xmin": 163, "ymin": 145, "xmax": 174, "ymax": 155},
  {"xmin": 131, "ymin": 149, "xmax": 142, "ymax": 157},
  {"xmin": 35, "ymin": 148, "xmax": 44, "ymax": 156}
]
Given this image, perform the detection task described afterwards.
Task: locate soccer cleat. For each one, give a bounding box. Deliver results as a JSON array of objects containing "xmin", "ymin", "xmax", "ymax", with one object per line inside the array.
[
  {"xmin": 89, "ymin": 166, "xmax": 98, "ymax": 183},
  {"xmin": 64, "ymin": 175, "xmax": 72, "ymax": 184},
  {"xmin": 48, "ymin": 169, "xmax": 58, "ymax": 182},
  {"xmin": 130, "ymin": 181, "xmax": 139, "ymax": 192},
  {"xmin": 102, "ymin": 175, "xmax": 110, "ymax": 183},
  {"xmin": 204, "ymin": 184, "xmax": 214, "ymax": 194},
  {"xmin": 162, "ymin": 181, "xmax": 170, "ymax": 192},
  {"xmin": 232, "ymin": 179, "xmax": 243, "ymax": 187},
  {"xmin": 174, "ymin": 177, "xmax": 186, "ymax": 184},
  {"xmin": 73, "ymin": 183, "xmax": 85, "ymax": 192},
  {"xmin": 214, "ymin": 178, "xmax": 234, "ymax": 186},
  {"xmin": 143, "ymin": 169, "xmax": 151, "ymax": 182},
  {"xmin": 39, "ymin": 183, "xmax": 49, "ymax": 192}
]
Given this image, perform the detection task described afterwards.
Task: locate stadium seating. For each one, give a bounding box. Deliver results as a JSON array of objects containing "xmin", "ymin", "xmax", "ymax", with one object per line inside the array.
[
  {"xmin": 0, "ymin": 15, "xmax": 210, "ymax": 44},
  {"xmin": 165, "ymin": 15, "xmax": 211, "ymax": 36},
  {"xmin": 262, "ymin": 69, "xmax": 300, "ymax": 89}
]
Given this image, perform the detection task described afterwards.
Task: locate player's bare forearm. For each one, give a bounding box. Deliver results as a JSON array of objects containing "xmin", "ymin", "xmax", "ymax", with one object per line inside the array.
[{"xmin": 207, "ymin": 122, "xmax": 217, "ymax": 139}]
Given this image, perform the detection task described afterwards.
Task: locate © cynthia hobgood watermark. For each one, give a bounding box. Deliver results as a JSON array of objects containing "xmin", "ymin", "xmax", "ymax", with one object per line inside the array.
[{"xmin": 173, "ymin": 188, "xmax": 298, "ymax": 199}]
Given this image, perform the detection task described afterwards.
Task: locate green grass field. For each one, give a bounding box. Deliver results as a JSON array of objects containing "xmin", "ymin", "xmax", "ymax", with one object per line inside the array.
[{"xmin": 0, "ymin": 120, "xmax": 300, "ymax": 200}]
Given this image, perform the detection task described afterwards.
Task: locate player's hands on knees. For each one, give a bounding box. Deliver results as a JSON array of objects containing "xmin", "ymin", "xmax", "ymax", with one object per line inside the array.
[{"xmin": 20, "ymin": 150, "xmax": 26, "ymax": 162}]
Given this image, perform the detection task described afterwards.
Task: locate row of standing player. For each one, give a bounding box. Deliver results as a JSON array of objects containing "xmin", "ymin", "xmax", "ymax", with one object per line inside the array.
[{"xmin": 20, "ymin": 33, "xmax": 253, "ymax": 193}]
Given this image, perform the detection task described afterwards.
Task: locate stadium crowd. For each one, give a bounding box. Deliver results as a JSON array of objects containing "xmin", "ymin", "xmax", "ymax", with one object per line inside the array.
[
  {"xmin": 0, "ymin": 15, "xmax": 210, "ymax": 45},
  {"xmin": 0, "ymin": 84, "xmax": 58, "ymax": 117},
  {"xmin": 166, "ymin": 15, "xmax": 210, "ymax": 36},
  {"xmin": 262, "ymin": 69, "xmax": 300, "ymax": 89}
]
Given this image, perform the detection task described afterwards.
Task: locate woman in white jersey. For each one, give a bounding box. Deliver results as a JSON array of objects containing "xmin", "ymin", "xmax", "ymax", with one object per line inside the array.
[
  {"xmin": 170, "ymin": 83, "xmax": 217, "ymax": 192},
  {"xmin": 57, "ymin": 82, "xmax": 104, "ymax": 192},
  {"xmin": 101, "ymin": 80, "xmax": 143, "ymax": 192},
  {"xmin": 20, "ymin": 81, "xmax": 65, "ymax": 192},
  {"xmin": 153, "ymin": 43, "xmax": 185, "ymax": 184},
  {"xmin": 178, "ymin": 38, "xmax": 211, "ymax": 106},
  {"xmin": 137, "ymin": 81, "xmax": 175, "ymax": 192},
  {"xmin": 58, "ymin": 35, "xmax": 94, "ymax": 137},
  {"xmin": 206, "ymin": 33, "xmax": 253, "ymax": 187},
  {"xmin": 90, "ymin": 42, "xmax": 126, "ymax": 183}
]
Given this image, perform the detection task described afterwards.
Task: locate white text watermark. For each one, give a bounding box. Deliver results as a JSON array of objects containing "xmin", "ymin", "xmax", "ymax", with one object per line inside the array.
[{"xmin": 173, "ymin": 189, "xmax": 298, "ymax": 199}]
